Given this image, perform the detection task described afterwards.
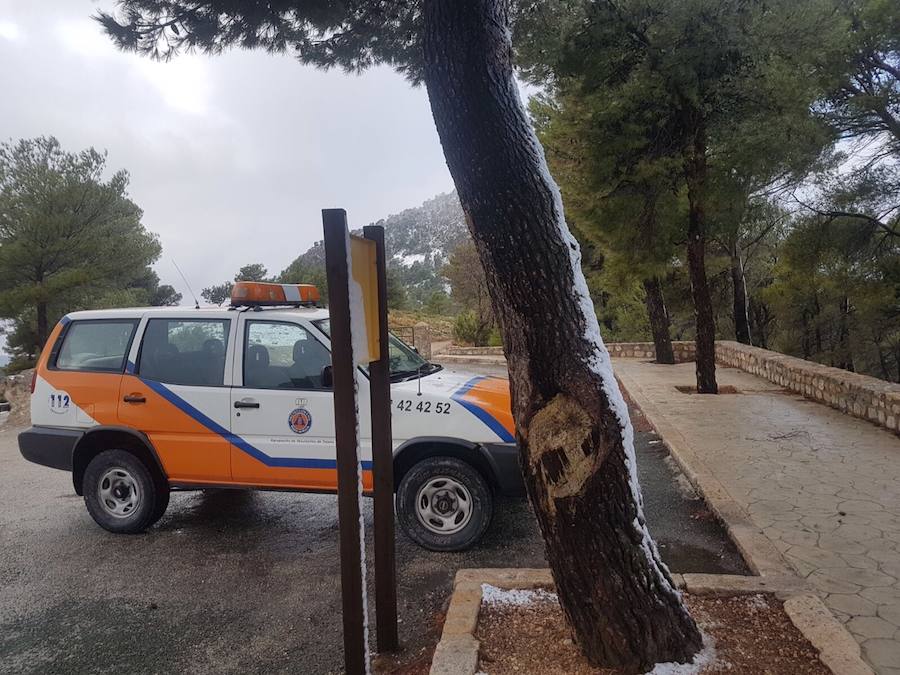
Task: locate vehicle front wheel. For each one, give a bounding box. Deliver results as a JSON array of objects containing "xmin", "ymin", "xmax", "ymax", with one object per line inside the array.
[
  {"xmin": 396, "ymin": 456, "xmax": 493, "ymax": 552},
  {"xmin": 83, "ymin": 450, "xmax": 164, "ymax": 534}
]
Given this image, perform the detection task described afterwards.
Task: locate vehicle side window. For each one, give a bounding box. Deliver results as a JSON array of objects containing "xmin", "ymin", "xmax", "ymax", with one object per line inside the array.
[
  {"xmin": 244, "ymin": 321, "xmax": 331, "ymax": 390},
  {"xmin": 138, "ymin": 319, "xmax": 230, "ymax": 386},
  {"xmin": 55, "ymin": 320, "xmax": 138, "ymax": 373}
]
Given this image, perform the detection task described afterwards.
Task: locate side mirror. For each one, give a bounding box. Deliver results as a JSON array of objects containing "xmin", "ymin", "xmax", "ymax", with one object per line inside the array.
[{"xmin": 321, "ymin": 365, "xmax": 333, "ymax": 389}]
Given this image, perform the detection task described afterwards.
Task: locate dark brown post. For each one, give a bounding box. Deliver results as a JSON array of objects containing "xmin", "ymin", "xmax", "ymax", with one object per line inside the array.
[
  {"xmin": 323, "ymin": 208, "xmax": 369, "ymax": 675},
  {"xmin": 363, "ymin": 224, "xmax": 399, "ymax": 653}
]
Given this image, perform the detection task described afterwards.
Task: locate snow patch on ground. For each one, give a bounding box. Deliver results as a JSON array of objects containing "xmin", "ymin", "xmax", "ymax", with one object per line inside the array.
[
  {"xmin": 481, "ymin": 584, "xmax": 558, "ymax": 607},
  {"xmin": 646, "ymin": 633, "xmax": 720, "ymax": 674},
  {"xmin": 393, "ymin": 252, "xmax": 427, "ymax": 266},
  {"xmin": 744, "ymin": 593, "xmax": 770, "ymax": 611}
]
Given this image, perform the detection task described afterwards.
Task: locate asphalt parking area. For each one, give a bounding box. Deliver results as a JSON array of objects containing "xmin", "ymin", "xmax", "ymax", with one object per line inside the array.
[{"xmin": 0, "ymin": 368, "xmax": 748, "ymax": 674}]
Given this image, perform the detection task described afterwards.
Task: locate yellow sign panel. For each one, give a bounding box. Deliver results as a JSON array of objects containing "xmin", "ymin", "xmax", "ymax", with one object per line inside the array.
[{"xmin": 349, "ymin": 234, "xmax": 380, "ymax": 364}]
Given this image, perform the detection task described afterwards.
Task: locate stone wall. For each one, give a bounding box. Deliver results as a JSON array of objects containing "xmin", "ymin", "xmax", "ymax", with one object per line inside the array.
[
  {"xmin": 605, "ymin": 341, "xmax": 697, "ymax": 363},
  {"xmin": 444, "ymin": 341, "xmax": 697, "ymax": 363},
  {"xmin": 715, "ymin": 341, "xmax": 900, "ymax": 434},
  {"xmin": 444, "ymin": 338, "xmax": 899, "ymax": 435},
  {"xmin": 443, "ymin": 345, "xmax": 504, "ymax": 356}
]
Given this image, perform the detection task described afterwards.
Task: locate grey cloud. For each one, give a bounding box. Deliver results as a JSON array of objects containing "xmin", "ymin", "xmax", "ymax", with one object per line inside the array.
[{"xmin": 0, "ymin": 0, "xmax": 453, "ymax": 302}]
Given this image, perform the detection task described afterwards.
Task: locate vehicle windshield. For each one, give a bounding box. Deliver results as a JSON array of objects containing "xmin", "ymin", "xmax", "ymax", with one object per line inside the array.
[{"xmin": 314, "ymin": 319, "xmax": 441, "ymax": 381}]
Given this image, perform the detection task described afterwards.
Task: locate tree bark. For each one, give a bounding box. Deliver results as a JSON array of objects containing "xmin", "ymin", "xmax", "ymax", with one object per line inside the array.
[
  {"xmin": 36, "ymin": 300, "xmax": 49, "ymax": 351},
  {"xmin": 683, "ymin": 121, "xmax": 718, "ymax": 394},
  {"xmin": 423, "ymin": 1, "xmax": 702, "ymax": 671},
  {"xmin": 748, "ymin": 297, "xmax": 772, "ymax": 349},
  {"xmin": 643, "ymin": 277, "xmax": 676, "ymax": 364},
  {"xmin": 836, "ymin": 295, "xmax": 854, "ymax": 372},
  {"xmin": 730, "ymin": 245, "xmax": 752, "ymax": 345}
]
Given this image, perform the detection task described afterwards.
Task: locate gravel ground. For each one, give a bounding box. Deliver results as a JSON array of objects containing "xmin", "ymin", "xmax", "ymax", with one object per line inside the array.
[
  {"xmin": 476, "ymin": 592, "xmax": 830, "ymax": 674},
  {"xmin": 0, "ymin": 364, "xmax": 747, "ymax": 674}
]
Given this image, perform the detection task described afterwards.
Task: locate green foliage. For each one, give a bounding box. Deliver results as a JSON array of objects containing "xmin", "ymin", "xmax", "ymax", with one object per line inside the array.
[
  {"xmin": 763, "ymin": 214, "xmax": 899, "ymax": 378},
  {"xmin": 150, "ymin": 284, "xmax": 182, "ymax": 306},
  {"xmin": 453, "ymin": 310, "xmax": 492, "ymax": 347},
  {"xmin": 528, "ymin": 0, "xmax": 835, "ymax": 367},
  {"xmin": 816, "ymin": 0, "xmax": 900, "ymax": 151},
  {"xmin": 235, "ymin": 263, "xmax": 268, "ymax": 282},
  {"xmin": 0, "ymin": 136, "xmax": 164, "ymax": 368},
  {"xmin": 444, "ymin": 240, "xmax": 492, "ymax": 322},
  {"xmin": 200, "ymin": 282, "xmax": 234, "ymax": 306},
  {"xmin": 386, "ymin": 269, "xmax": 408, "ymax": 310},
  {"xmin": 425, "ymin": 290, "xmax": 451, "ymax": 315},
  {"xmin": 96, "ymin": 1, "xmax": 425, "ymax": 82},
  {"xmin": 276, "ymin": 255, "xmax": 329, "ymax": 303}
]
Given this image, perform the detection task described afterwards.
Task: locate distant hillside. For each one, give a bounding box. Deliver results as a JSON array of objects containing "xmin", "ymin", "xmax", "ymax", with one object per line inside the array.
[{"xmin": 279, "ymin": 192, "xmax": 469, "ymax": 307}]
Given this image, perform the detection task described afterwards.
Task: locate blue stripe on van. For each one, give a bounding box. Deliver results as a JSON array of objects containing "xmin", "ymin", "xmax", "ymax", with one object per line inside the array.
[
  {"xmin": 451, "ymin": 376, "xmax": 516, "ymax": 443},
  {"xmin": 140, "ymin": 378, "xmax": 373, "ymax": 470}
]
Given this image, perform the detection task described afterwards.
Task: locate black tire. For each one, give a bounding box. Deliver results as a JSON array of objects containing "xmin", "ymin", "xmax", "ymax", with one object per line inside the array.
[
  {"xmin": 83, "ymin": 449, "xmax": 164, "ymax": 534},
  {"xmin": 396, "ymin": 456, "xmax": 493, "ymax": 552},
  {"xmin": 149, "ymin": 480, "xmax": 170, "ymax": 526}
]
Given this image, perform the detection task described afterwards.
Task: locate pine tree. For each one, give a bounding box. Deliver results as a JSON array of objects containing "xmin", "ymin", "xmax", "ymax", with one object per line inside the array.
[{"xmin": 96, "ymin": 2, "xmax": 703, "ymax": 668}]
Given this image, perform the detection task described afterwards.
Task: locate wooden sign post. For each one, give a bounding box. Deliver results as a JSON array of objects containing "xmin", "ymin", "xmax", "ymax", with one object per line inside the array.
[
  {"xmin": 364, "ymin": 224, "xmax": 399, "ymax": 653},
  {"xmin": 323, "ymin": 209, "xmax": 398, "ymax": 675}
]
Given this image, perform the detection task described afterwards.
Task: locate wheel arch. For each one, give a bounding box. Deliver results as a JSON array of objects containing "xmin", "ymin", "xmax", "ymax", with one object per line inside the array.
[
  {"xmin": 392, "ymin": 436, "xmax": 501, "ymax": 493},
  {"xmin": 72, "ymin": 426, "xmax": 167, "ymax": 496}
]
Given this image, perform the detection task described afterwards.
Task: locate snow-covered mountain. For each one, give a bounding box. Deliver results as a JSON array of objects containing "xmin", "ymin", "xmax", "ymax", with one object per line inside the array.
[{"xmin": 280, "ymin": 192, "xmax": 469, "ymax": 307}]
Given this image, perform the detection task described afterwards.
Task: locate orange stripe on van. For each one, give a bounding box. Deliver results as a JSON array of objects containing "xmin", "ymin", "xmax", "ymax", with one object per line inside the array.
[{"xmin": 452, "ymin": 376, "xmax": 516, "ymax": 442}]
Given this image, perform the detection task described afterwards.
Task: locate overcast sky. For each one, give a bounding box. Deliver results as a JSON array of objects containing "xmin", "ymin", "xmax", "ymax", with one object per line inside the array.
[{"xmin": 0, "ymin": 0, "xmax": 455, "ymax": 303}]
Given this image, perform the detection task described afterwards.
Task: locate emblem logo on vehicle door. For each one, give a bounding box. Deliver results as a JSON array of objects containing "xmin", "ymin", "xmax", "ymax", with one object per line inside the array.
[{"xmin": 288, "ymin": 407, "xmax": 313, "ymax": 434}]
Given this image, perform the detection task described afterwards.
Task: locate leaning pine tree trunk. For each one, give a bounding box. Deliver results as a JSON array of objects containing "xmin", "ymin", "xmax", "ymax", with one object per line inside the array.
[
  {"xmin": 423, "ymin": 1, "xmax": 703, "ymax": 670},
  {"xmin": 642, "ymin": 277, "xmax": 676, "ymax": 365}
]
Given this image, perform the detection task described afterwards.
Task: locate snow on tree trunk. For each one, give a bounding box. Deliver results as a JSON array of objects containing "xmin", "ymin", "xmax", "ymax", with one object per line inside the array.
[{"xmin": 422, "ymin": 0, "xmax": 703, "ymax": 671}]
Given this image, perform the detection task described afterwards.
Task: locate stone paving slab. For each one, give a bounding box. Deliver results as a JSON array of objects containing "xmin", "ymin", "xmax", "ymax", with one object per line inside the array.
[{"xmin": 614, "ymin": 359, "xmax": 900, "ymax": 674}]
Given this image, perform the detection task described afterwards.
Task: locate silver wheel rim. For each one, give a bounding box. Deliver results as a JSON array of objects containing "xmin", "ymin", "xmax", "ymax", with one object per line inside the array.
[
  {"xmin": 415, "ymin": 476, "xmax": 474, "ymax": 535},
  {"xmin": 97, "ymin": 467, "xmax": 141, "ymax": 519}
]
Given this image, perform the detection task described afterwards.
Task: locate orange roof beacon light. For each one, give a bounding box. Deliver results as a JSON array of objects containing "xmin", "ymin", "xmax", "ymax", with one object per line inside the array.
[{"xmin": 230, "ymin": 281, "xmax": 321, "ymax": 307}]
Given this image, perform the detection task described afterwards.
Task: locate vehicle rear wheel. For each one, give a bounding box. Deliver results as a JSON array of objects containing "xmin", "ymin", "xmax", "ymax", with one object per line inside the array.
[
  {"xmin": 83, "ymin": 450, "xmax": 163, "ymax": 534},
  {"xmin": 396, "ymin": 456, "xmax": 493, "ymax": 552},
  {"xmin": 149, "ymin": 480, "xmax": 170, "ymax": 526}
]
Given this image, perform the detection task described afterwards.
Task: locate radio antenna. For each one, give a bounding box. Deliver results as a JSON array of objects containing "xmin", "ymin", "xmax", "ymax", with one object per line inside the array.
[{"xmin": 172, "ymin": 259, "xmax": 200, "ymax": 309}]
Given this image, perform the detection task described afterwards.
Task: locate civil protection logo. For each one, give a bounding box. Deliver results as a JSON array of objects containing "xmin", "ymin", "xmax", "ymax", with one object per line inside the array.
[{"xmin": 288, "ymin": 407, "xmax": 312, "ymax": 434}]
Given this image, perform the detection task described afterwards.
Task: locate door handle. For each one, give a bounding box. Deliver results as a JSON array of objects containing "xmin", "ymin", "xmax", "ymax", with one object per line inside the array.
[
  {"xmin": 234, "ymin": 399, "xmax": 260, "ymax": 409},
  {"xmin": 123, "ymin": 394, "xmax": 146, "ymax": 404}
]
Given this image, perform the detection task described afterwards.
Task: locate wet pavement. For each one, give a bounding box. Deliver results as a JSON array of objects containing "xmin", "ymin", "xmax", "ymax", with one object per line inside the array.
[
  {"xmin": 0, "ymin": 364, "xmax": 747, "ymax": 674},
  {"xmin": 616, "ymin": 359, "xmax": 900, "ymax": 674}
]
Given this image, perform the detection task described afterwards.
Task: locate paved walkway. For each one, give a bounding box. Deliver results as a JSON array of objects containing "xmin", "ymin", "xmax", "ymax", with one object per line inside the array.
[{"xmin": 614, "ymin": 360, "xmax": 900, "ymax": 675}]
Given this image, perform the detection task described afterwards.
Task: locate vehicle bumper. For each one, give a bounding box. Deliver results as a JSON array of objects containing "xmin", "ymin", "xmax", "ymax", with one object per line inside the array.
[
  {"xmin": 18, "ymin": 426, "xmax": 83, "ymax": 471},
  {"xmin": 482, "ymin": 442, "xmax": 526, "ymax": 497}
]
